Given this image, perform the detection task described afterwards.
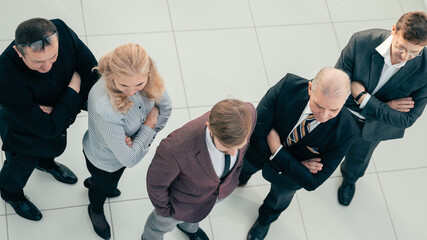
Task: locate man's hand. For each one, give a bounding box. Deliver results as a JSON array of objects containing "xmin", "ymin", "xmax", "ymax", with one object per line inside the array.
[
  {"xmin": 68, "ymin": 71, "xmax": 81, "ymax": 93},
  {"xmin": 39, "ymin": 105, "xmax": 53, "ymax": 114},
  {"xmin": 144, "ymin": 106, "xmax": 159, "ymax": 129},
  {"xmin": 267, "ymin": 128, "xmax": 282, "ymax": 155},
  {"xmin": 301, "ymin": 158, "xmax": 323, "ymax": 174},
  {"xmin": 387, "ymin": 97, "xmax": 414, "ymax": 112},
  {"xmin": 125, "ymin": 136, "xmax": 133, "ymax": 148}
]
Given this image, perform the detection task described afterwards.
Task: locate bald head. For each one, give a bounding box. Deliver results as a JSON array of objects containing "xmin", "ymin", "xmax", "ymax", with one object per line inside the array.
[
  {"xmin": 308, "ymin": 67, "xmax": 351, "ymax": 123},
  {"xmin": 311, "ymin": 67, "xmax": 351, "ymax": 98}
]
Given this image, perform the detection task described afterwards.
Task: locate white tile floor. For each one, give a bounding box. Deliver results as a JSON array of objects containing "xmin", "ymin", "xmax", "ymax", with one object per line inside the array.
[{"xmin": 0, "ymin": 0, "xmax": 426, "ymax": 239}]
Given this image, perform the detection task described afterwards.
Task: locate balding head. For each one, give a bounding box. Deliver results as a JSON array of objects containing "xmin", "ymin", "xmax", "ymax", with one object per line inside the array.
[
  {"xmin": 311, "ymin": 67, "xmax": 351, "ymax": 97},
  {"xmin": 308, "ymin": 67, "xmax": 351, "ymax": 123}
]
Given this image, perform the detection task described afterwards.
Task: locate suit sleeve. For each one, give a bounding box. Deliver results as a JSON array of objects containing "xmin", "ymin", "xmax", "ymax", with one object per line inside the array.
[
  {"xmin": 250, "ymin": 76, "xmax": 288, "ymax": 159},
  {"xmin": 335, "ymin": 33, "xmax": 356, "ymax": 80},
  {"xmin": 0, "ymin": 80, "xmax": 81, "ymax": 138},
  {"xmin": 146, "ymin": 140, "xmax": 180, "ymax": 218},
  {"xmin": 57, "ymin": 19, "xmax": 98, "ymax": 110},
  {"xmin": 361, "ymin": 84, "xmax": 427, "ymax": 128},
  {"xmin": 271, "ymin": 128, "xmax": 356, "ymax": 191}
]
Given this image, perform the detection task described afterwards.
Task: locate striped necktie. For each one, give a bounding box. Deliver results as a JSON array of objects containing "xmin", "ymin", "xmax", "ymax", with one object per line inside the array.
[{"xmin": 286, "ymin": 114, "xmax": 315, "ymax": 147}]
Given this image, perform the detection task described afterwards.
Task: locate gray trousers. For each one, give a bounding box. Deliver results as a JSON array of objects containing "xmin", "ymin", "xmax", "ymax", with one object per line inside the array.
[{"xmin": 142, "ymin": 210, "xmax": 199, "ymax": 240}]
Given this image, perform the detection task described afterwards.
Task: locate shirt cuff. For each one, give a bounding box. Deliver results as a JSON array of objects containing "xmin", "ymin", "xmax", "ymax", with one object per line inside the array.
[
  {"xmin": 269, "ymin": 145, "xmax": 283, "ymax": 160},
  {"xmin": 359, "ymin": 93, "xmax": 371, "ymax": 109}
]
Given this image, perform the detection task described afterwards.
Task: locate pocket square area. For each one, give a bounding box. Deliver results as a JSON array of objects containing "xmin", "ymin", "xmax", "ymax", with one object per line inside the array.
[{"xmin": 307, "ymin": 146, "xmax": 320, "ymax": 154}]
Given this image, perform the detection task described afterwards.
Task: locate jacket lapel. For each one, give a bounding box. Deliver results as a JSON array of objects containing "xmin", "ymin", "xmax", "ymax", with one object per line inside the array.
[
  {"xmin": 195, "ymin": 126, "xmax": 221, "ymax": 182},
  {"xmin": 374, "ymin": 57, "xmax": 421, "ymax": 98},
  {"xmin": 367, "ymin": 53, "xmax": 384, "ymax": 92}
]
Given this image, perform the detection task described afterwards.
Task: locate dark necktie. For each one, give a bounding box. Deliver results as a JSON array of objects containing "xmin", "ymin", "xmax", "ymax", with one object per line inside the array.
[
  {"xmin": 221, "ymin": 154, "xmax": 231, "ymax": 179},
  {"xmin": 286, "ymin": 114, "xmax": 315, "ymax": 147}
]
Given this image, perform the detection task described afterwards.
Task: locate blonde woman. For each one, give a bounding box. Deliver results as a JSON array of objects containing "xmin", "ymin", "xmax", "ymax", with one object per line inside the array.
[{"xmin": 82, "ymin": 43, "xmax": 172, "ymax": 239}]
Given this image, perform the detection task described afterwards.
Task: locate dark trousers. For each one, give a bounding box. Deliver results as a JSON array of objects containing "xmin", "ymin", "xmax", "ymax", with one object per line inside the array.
[
  {"xmin": 0, "ymin": 151, "xmax": 55, "ymax": 201},
  {"xmin": 340, "ymin": 118, "xmax": 380, "ymax": 184},
  {"xmin": 240, "ymin": 156, "xmax": 300, "ymax": 226},
  {"xmin": 84, "ymin": 153, "xmax": 125, "ymax": 214}
]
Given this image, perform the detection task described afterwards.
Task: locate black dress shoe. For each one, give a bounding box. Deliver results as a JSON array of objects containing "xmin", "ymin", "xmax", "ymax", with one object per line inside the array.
[
  {"xmin": 6, "ymin": 197, "xmax": 42, "ymax": 221},
  {"xmin": 338, "ymin": 181, "xmax": 355, "ymax": 206},
  {"xmin": 88, "ymin": 204, "xmax": 111, "ymax": 239},
  {"xmin": 177, "ymin": 224, "xmax": 209, "ymax": 240},
  {"xmin": 247, "ymin": 218, "xmax": 270, "ymax": 240},
  {"xmin": 83, "ymin": 178, "xmax": 121, "ymax": 198},
  {"xmin": 36, "ymin": 161, "xmax": 78, "ymax": 184}
]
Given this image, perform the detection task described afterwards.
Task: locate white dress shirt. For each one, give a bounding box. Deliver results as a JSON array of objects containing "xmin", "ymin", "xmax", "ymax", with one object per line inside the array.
[
  {"xmin": 350, "ymin": 35, "xmax": 407, "ymax": 119},
  {"xmin": 205, "ymin": 127, "xmax": 238, "ymax": 178}
]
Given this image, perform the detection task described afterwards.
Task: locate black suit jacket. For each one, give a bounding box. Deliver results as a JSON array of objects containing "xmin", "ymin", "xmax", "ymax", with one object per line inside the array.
[
  {"xmin": 336, "ymin": 29, "xmax": 427, "ymax": 141},
  {"xmin": 0, "ymin": 19, "xmax": 98, "ymax": 158},
  {"xmin": 245, "ymin": 74, "xmax": 358, "ymax": 191}
]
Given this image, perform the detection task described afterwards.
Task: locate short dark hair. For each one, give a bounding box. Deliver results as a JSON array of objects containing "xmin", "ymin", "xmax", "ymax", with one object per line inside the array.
[
  {"xmin": 15, "ymin": 18, "xmax": 57, "ymax": 55},
  {"xmin": 395, "ymin": 11, "xmax": 427, "ymax": 45},
  {"xmin": 209, "ymin": 99, "xmax": 252, "ymax": 147}
]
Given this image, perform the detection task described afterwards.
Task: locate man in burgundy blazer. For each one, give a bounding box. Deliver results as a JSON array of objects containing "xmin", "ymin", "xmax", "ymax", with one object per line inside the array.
[{"xmin": 143, "ymin": 99, "xmax": 256, "ymax": 240}]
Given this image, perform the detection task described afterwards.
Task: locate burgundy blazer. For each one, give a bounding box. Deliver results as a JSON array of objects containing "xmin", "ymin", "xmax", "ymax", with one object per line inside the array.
[{"xmin": 147, "ymin": 102, "xmax": 256, "ymax": 223}]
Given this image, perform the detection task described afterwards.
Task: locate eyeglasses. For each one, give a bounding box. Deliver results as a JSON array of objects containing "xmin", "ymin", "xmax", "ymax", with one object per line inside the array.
[
  {"xmin": 395, "ymin": 45, "xmax": 423, "ymax": 57},
  {"xmin": 18, "ymin": 32, "xmax": 58, "ymax": 51}
]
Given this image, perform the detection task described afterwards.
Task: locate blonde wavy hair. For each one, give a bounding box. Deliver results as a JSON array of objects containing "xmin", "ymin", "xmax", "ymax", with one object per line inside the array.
[{"xmin": 95, "ymin": 43, "xmax": 164, "ymax": 113}]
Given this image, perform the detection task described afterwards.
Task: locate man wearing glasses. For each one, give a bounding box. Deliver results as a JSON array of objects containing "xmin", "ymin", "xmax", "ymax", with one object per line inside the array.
[
  {"xmin": 336, "ymin": 11, "xmax": 427, "ymax": 206},
  {"xmin": 0, "ymin": 18, "xmax": 98, "ymax": 220}
]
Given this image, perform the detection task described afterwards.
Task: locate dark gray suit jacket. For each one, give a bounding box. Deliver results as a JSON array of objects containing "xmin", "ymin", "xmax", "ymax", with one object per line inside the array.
[{"xmin": 336, "ymin": 29, "xmax": 427, "ymax": 142}]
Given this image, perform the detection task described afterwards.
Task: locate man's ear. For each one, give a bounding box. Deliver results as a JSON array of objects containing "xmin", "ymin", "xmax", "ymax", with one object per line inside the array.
[
  {"xmin": 391, "ymin": 24, "xmax": 397, "ymax": 36},
  {"xmin": 308, "ymin": 81, "xmax": 312, "ymax": 96},
  {"xmin": 13, "ymin": 45, "xmax": 24, "ymax": 59}
]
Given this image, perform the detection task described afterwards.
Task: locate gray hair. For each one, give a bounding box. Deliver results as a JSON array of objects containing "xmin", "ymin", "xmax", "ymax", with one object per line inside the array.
[{"xmin": 311, "ymin": 67, "xmax": 351, "ymax": 97}]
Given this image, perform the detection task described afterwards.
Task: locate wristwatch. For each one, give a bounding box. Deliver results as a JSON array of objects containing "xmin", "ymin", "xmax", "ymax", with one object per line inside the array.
[{"xmin": 354, "ymin": 91, "xmax": 367, "ymax": 105}]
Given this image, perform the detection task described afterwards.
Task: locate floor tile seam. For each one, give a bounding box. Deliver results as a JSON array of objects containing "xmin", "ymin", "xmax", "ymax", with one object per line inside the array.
[
  {"xmin": 324, "ymin": 0, "xmax": 343, "ymax": 50},
  {"xmin": 375, "ymin": 172, "xmax": 399, "ymax": 239},
  {"xmin": 239, "ymin": 183, "xmax": 270, "ymax": 188},
  {"xmin": 107, "ymin": 200, "xmax": 116, "ymax": 240},
  {"xmin": 247, "ymin": 0, "xmax": 272, "ymax": 87},
  {"xmin": 208, "ymin": 215, "xmax": 216, "ymax": 240},
  {"xmin": 4, "ymin": 204, "xmax": 91, "ymax": 214},
  {"xmin": 328, "ymin": 172, "xmax": 376, "ymax": 179},
  {"xmin": 294, "ymin": 194, "xmax": 309, "ymax": 240},
  {"xmin": 375, "ymin": 166, "xmax": 427, "ymax": 175},
  {"xmin": 5, "ymin": 207, "xmax": 9, "ymax": 240},
  {"xmin": 79, "ymin": 0, "xmax": 89, "ymax": 37},
  {"xmin": 0, "ymin": 17, "xmax": 400, "ymax": 42},
  {"xmin": 166, "ymin": 0, "xmax": 192, "ymax": 119},
  {"xmin": 108, "ymin": 196, "xmax": 151, "ymax": 204},
  {"xmin": 397, "ymin": 0, "xmax": 405, "ymax": 13}
]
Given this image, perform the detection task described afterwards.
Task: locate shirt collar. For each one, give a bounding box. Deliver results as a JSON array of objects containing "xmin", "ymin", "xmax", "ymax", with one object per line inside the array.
[
  {"xmin": 375, "ymin": 35, "xmax": 406, "ymax": 68},
  {"xmin": 304, "ymin": 101, "xmax": 313, "ymax": 115},
  {"xmin": 205, "ymin": 127, "xmax": 223, "ymax": 155}
]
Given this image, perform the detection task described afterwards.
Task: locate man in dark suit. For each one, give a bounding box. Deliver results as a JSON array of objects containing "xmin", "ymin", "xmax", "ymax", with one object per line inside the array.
[
  {"xmin": 239, "ymin": 67, "xmax": 358, "ymax": 240},
  {"xmin": 0, "ymin": 18, "xmax": 98, "ymax": 220},
  {"xmin": 336, "ymin": 11, "xmax": 427, "ymax": 206},
  {"xmin": 143, "ymin": 99, "xmax": 256, "ymax": 240}
]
